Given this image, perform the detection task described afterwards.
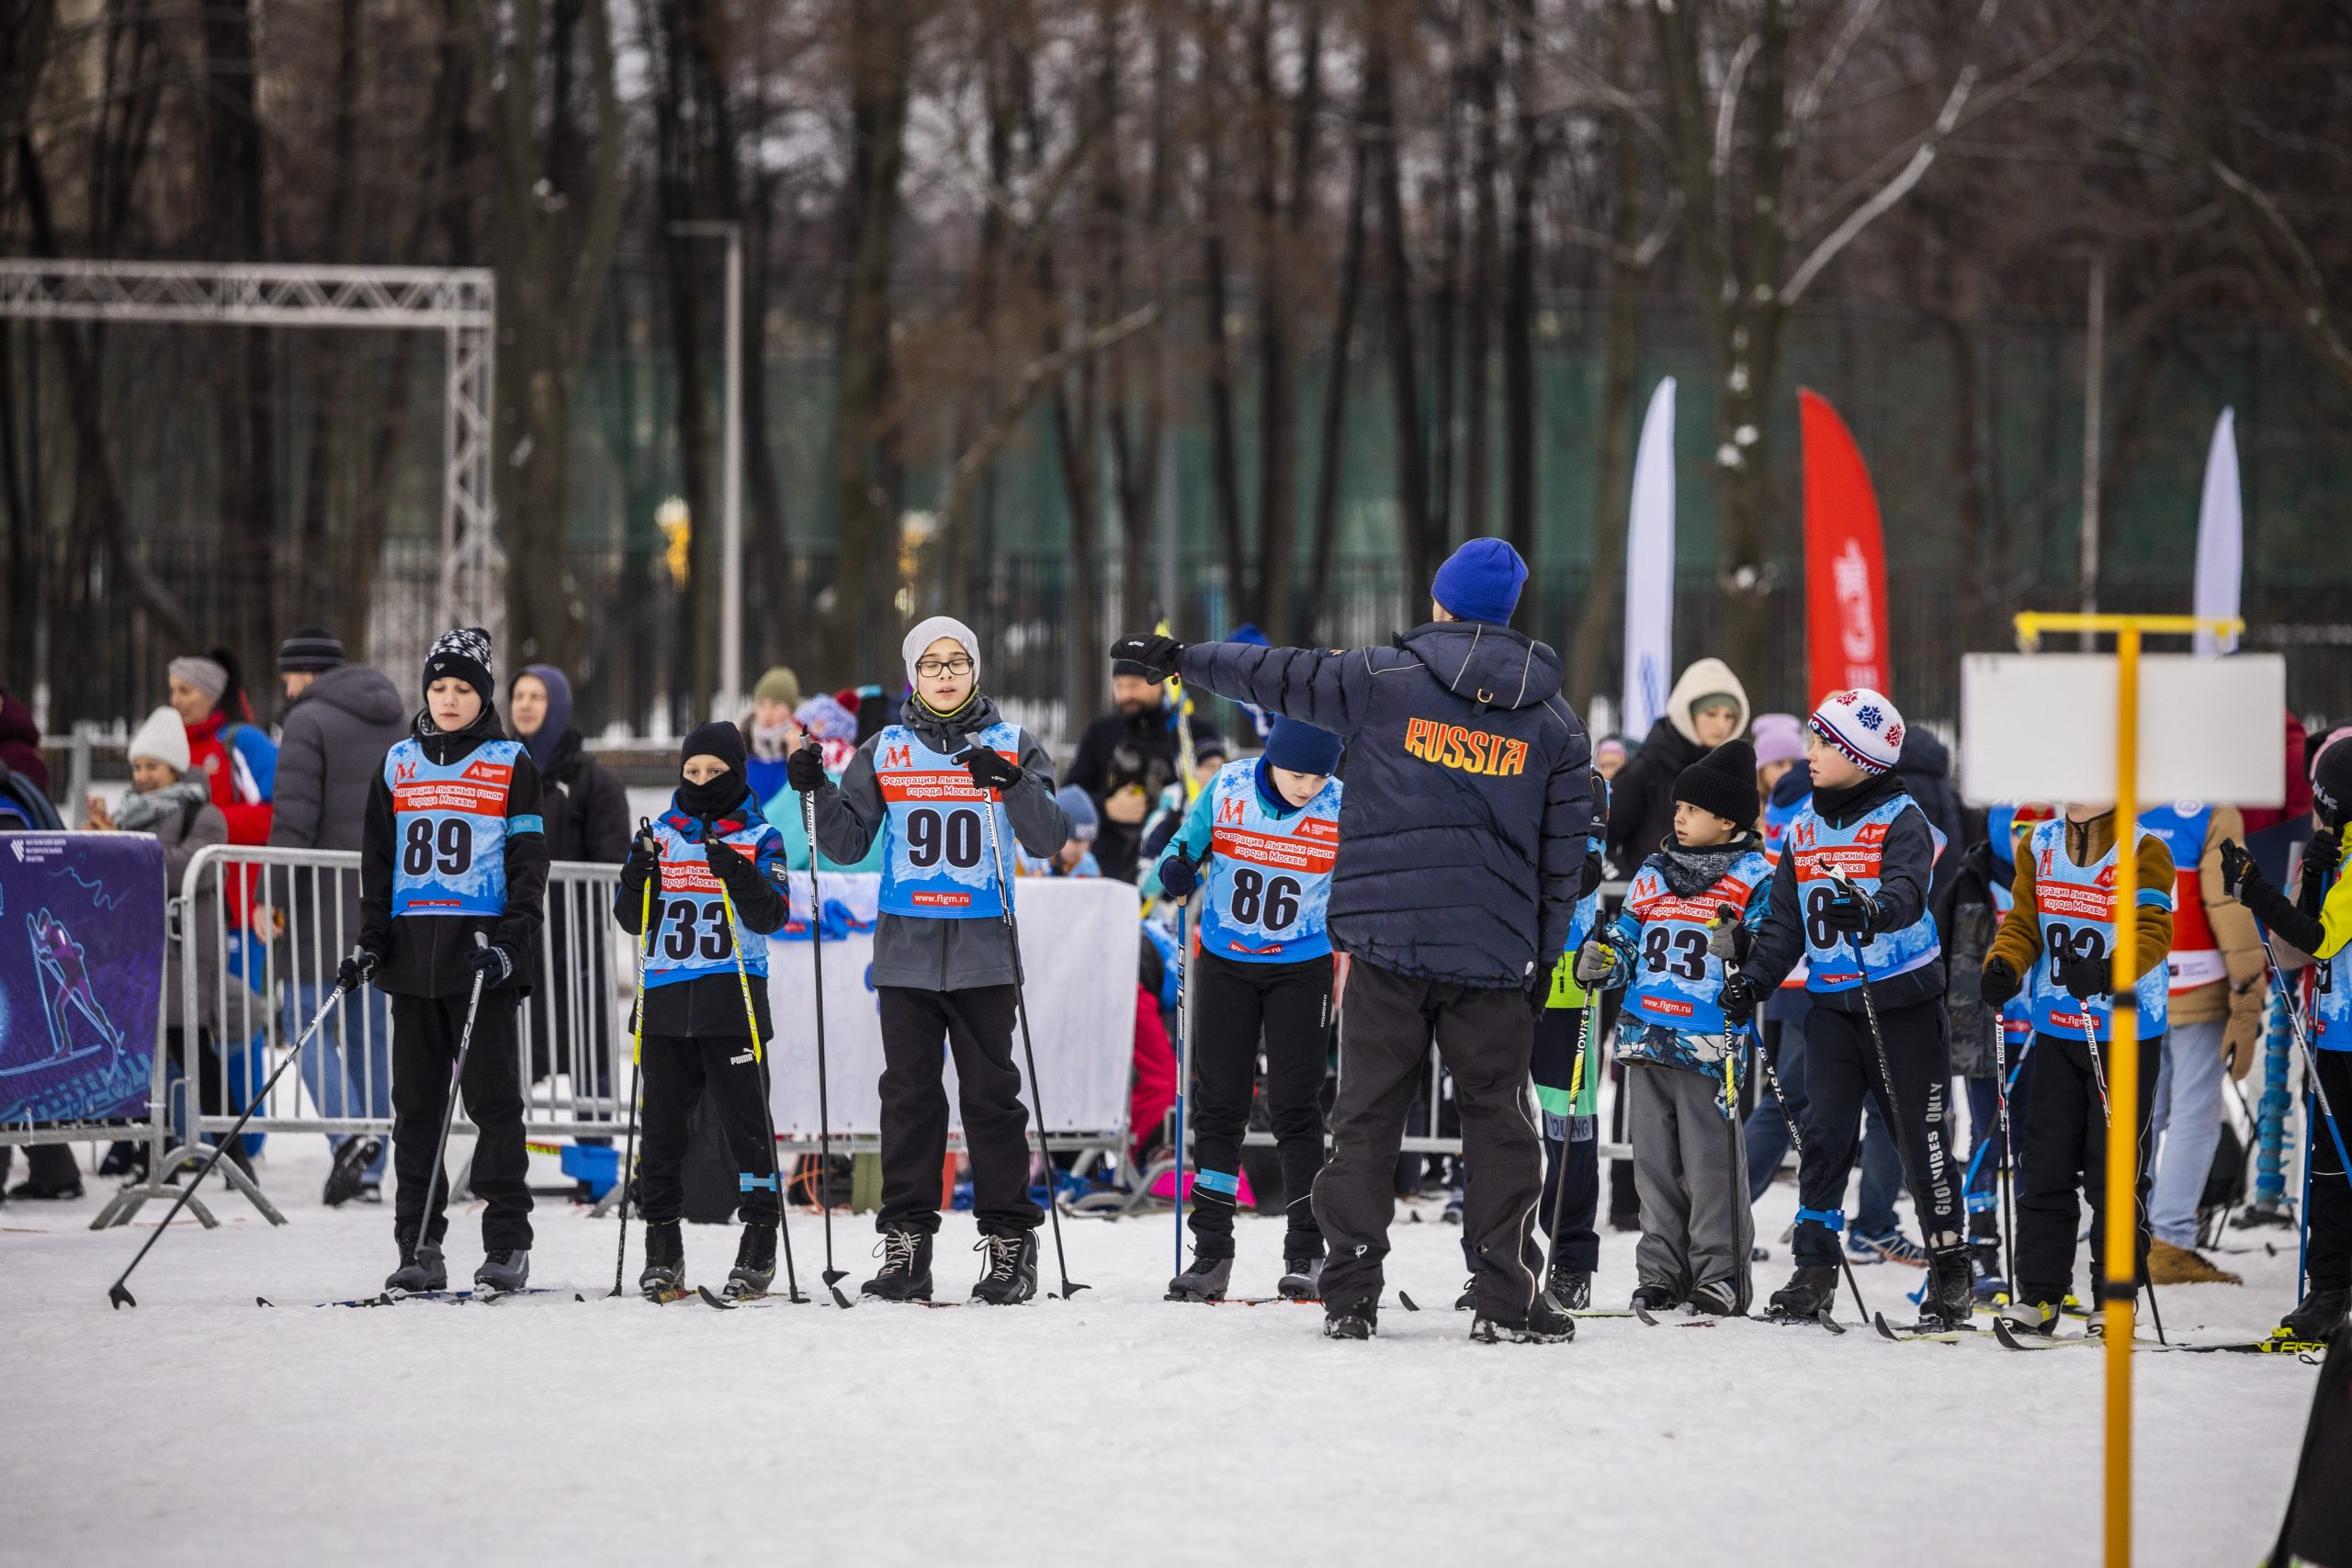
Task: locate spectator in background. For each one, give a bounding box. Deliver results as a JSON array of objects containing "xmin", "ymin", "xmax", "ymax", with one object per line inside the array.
[
  {"xmin": 739, "ymin": 666, "xmax": 802, "ymax": 808},
  {"xmin": 765, "ymin": 693, "xmax": 885, "ymax": 874},
  {"xmin": 1592, "ymin": 736, "xmax": 1630, "ymax": 783},
  {"xmin": 0, "ymin": 682, "xmax": 60, "ymax": 830},
  {"xmin": 1068, "ymin": 662, "xmax": 1224, "ymax": 884},
  {"xmin": 1020, "ymin": 785, "xmax": 1101, "ymax": 877},
  {"xmin": 511, "ymin": 663, "xmax": 629, "ymax": 1114},
  {"xmin": 267, "ymin": 625, "xmax": 409, "ymax": 1205},
  {"xmin": 1751, "ymin": 715, "xmax": 1804, "ymax": 829},
  {"xmin": 1894, "ymin": 722, "xmax": 1964, "ymax": 905},
  {"xmin": 1605, "ymin": 659, "xmax": 1748, "ymax": 872},
  {"xmin": 167, "ymin": 649, "xmax": 276, "ymax": 845}
]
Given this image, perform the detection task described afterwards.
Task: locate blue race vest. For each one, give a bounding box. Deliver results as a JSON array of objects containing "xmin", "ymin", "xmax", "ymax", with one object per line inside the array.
[
  {"xmin": 2023, "ymin": 817, "xmax": 2171, "ymax": 1043},
  {"xmin": 1787, "ymin": 795, "xmax": 1944, "ymax": 993},
  {"xmin": 1198, "ymin": 760, "xmax": 1342, "ymax": 963},
  {"xmin": 643, "ymin": 815, "xmax": 773, "ymax": 988},
  {"xmin": 873, "ymin": 722, "xmax": 1020, "ymax": 919},
  {"xmin": 1762, "ymin": 788, "xmax": 1812, "ymax": 989},
  {"xmin": 383, "ymin": 738, "xmax": 525, "ymax": 918},
  {"xmin": 2308, "ymin": 847, "xmax": 2349, "ymax": 1052},
  {"xmin": 1619, "ymin": 851, "xmax": 1773, "ymax": 1035}
]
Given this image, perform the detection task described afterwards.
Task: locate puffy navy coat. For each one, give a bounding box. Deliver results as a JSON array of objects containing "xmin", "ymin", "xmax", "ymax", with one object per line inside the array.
[{"xmin": 1177, "ymin": 624, "xmax": 1591, "ymax": 989}]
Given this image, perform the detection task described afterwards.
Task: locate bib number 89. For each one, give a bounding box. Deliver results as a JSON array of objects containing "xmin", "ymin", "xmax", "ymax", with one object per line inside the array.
[
  {"xmin": 401, "ymin": 817, "xmax": 472, "ymax": 877},
  {"xmin": 1229, "ymin": 867, "xmax": 1302, "ymax": 931}
]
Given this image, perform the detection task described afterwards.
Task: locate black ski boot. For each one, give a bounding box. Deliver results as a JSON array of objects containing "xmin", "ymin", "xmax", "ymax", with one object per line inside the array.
[
  {"xmin": 1545, "ymin": 1263, "xmax": 1592, "ymax": 1313},
  {"xmin": 473, "ymin": 1248, "xmax": 530, "ymax": 1293},
  {"xmin": 2278, "ymin": 1288, "xmax": 2349, "ymax": 1346},
  {"xmin": 1278, "ymin": 1255, "xmax": 1324, "ymax": 1302},
  {"xmin": 1630, "ymin": 1281, "xmax": 1679, "ymax": 1314},
  {"xmin": 323, "ymin": 1137, "xmax": 383, "ymax": 1208},
  {"xmin": 1768, "ymin": 1264, "xmax": 1839, "ymax": 1320},
  {"xmin": 1453, "ymin": 1275, "xmax": 1476, "ymax": 1311},
  {"xmin": 1165, "ymin": 1254, "xmax": 1232, "ymax": 1302},
  {"xmin": 971, "ymin": 1232, "xmax": 1038, "ymax": 1305},
  {"xmin": 639, "ymin": 1220, "xmax": 685, "ymax": 1298},
  {"xmin": 862, "ymin": 1225, "xmax": 933, "ymax": 1302},
  {"xmin": 1689, "ymin": 1279, "xmax": 1744, "ymax": 1317},
  {"xmin": 1323, "ymin": 1300, "xmax": 1377, "ymax": 1339},
  {"xmin": 1915, "ymin": 1246, "xmax": 1975, "ymax": 1332},
  {"xmin": 1471, "ymin": 1296, "xmax": 1576, "ymax": 1345},
  {"xmin": 725, "ymin": 1223, "xmax": 777, "ymax": 1299},
  {"xmin": 385, "ymin": 1235, "xmax": 447, "ymax": 1295}
]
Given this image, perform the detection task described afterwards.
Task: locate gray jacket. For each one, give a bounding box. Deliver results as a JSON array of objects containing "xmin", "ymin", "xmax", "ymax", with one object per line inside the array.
[
  {"xmin": 267, "ymin": 662, "xmax": 409, "ymax": 982},
  {"xmin": 808, "ymin": 693, "xmax": 1070, "ymax": 991},
  {"xmin": 142, "ymin": 793, "xmax": 229, "ymax": 1032}
]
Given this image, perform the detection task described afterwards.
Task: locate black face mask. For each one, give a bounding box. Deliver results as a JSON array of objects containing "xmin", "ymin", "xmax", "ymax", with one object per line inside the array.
[{"xmin": 677, "ymin": 769, "xmax": 744, "ymax": 821}]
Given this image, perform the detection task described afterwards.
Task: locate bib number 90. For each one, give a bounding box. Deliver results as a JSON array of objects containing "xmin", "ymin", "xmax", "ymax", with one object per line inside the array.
[{"xmin": 906, "ymin": 807, "xmax": 985, "ymax": 870}]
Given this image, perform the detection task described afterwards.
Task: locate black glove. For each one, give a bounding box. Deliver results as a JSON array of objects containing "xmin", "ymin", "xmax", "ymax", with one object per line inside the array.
[
  {"xmin": 786, "ymin": 741, "xmax": 830, "ymax": 795},
  {"xmin": 1720, "ymin": 973, "xmax": 1769, "ymax": 1026},
  {"xmin": 620, "ymin": 825, "xmax": 659, "ymax": 895},
  {"xmin": 958, "ymin": 745, "xmax": 1023, "ymax": 793},
  {"xmin": 1979, "ymin": 956, "xmax": 2021, "ymax": 1008},
  {"xmin": 1107, "ymin": 632, "xmax": 1186, "ymax": 682},
  {"xmin": 336, "ymin": 946, "xmax": 379, "ymax": 993},
  {"xmin": 2301, "ymin": 829, "xmax": 2338, "ymax": 911},
  {"xmin": 466, "ymin": 942, "xmax": 517, "ymax": 989},
  {"xmin": 2219, "ymin": 838, "xmax": 2259, "ymax": 900},
  {"xmin": 1818, "ymin": 879, "xmax": 1881, "ymax": 935},
  {"xmin": 2056, "ymin": 950, "xmax": 2110, "ymax": 1001},
  {"xmin": 1528, "ymin": 960, "xmax": 1560, "ymax": 1021},
  {"xmin": 703, "ymin": 833, "xmax": 758, "ymax": 893},
  {"xmin": 1158, "ymin": 853, "xmax": 1201, "ymax": 898}
]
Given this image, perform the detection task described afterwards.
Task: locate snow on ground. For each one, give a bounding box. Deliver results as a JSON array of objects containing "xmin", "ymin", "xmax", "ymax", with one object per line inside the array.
[{"xmin": 1, "ymin": 1138, "xmax": 2318, "ymax": 1568}]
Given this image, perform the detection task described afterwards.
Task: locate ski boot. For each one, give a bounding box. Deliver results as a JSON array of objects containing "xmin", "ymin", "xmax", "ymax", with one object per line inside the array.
[
  {"xmin": 1166, "ymin": 1254, "xmax": 1233, "ymax": 1303},
  {"xmin": 1471, "ymin": 1296, "xmax": 1575, "ymax": 1344},
  {"xmin": 2277, "ymin": 1288, "xmax": 2348, "ymax": 1347},
  {"xmin": 1912, "ymin": 1246, "xmax": 1975, "ymax": 1332},
  {"xmin": 1544, "ymin": 1263, "xmax": 1591, "ymax": 1314},
  {"xmin": 639, "ymin": 1220, "xmax": 685, "ymax": 1298},
  {"xmin": 1767, "ymin": 1264, "xmax": 1840, "ymax": 1321},
  {"xmin": 1969, "ymin": 1238, "xmax": 2008, "ymax": 1303},
  {"xmin": 971, "ymin": 1232, "xmax": 1038, "ymax": 1305},
  {"xmin": 862, "ymin": 1225, "xmax": 933, "ymax": 1302},
  {"xmin": 1278, "ymin": 1255, "xmax": 1325, "ymax": 1302},
  {"xmin": 473, "ymin": 1248, "xmax": 530, "ymax": 1294},
  {"xmin": 1848, "ymin": 1226, "xmax": 1927, "ymax": 1267},
  {"xmin": 385, "ymin": 1235, "xmax": 447, "ymax": 1295},
  {"xmin": 1995, "ymin": 1298, "xmax": 2061, "ymax": 1337},
  {"xmin": 725, "ymin": 1223, "xmax": 777, "ymax": 1300},
  {"xmin": 1453, "ymin": 1275, "xmax": 1477, "ymax": 1312},
  {"xmin": 1689, "ymin": 1279, "xmax": 1744, "ymax": 1317},
  {"xmin": 1323, "ymin": 1301, "xmax": 1377, "ymax": 1339},
  {"xmin": 1630, "ymin": 1281, "xmax": 1680, "ymax": 1314},
  {"xmin": 323, "ymin": 1136, "xmax": 384, "ymax": 1208}
]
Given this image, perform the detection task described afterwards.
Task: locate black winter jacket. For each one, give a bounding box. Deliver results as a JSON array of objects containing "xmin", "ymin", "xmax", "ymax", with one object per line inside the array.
[
  {"xmin": 537, "ymin": 728, "xmax": 631, "ymax": 867},
  {"xmin": 1177, "ymin": 623, "xmax": 1591, "ymax": 989},
  {"xmin": 1742, "ymin": 771, "xmax": 1945, "ymax": 1013},
  {"xmin": 357, "ymin": 706, "xmax": 550, "ymax": 998}
]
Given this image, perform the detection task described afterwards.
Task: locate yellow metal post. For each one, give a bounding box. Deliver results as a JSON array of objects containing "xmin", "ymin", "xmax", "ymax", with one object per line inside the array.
[{"xmin": 2103, "ymin": 623, "xmax": 2140, "ymax": 1568}]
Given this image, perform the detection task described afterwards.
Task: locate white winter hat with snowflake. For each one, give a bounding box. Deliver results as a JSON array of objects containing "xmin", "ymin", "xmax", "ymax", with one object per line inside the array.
[{"xmin": 1808, "ymin": 688, "xmax": 1905, "ymax": 775}]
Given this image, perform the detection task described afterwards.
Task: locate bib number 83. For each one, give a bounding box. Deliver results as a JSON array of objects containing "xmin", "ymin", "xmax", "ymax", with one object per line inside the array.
[
  {"xmin": 1229, "ymin": 867, "xmax": 1302, "ymax": 931},
  {"xmin": 660, "ymin": 898, "xmax": 734, "ymax": 962}
]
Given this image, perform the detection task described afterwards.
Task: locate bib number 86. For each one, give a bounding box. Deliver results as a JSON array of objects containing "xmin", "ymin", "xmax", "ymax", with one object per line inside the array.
[{"xmin": 1229, "ymin": 867, "xmax": 1302, "ymax": 931}]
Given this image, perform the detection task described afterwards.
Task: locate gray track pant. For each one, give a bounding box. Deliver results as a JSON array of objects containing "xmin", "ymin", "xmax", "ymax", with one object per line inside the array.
[{"xmin": 1626, "ymin": 1060, "xmax": 1754, "ymax": 1309}]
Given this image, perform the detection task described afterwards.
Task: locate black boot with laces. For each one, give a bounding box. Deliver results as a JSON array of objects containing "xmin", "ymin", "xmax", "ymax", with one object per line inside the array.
[
  {"xmin": 726, "ymin": 1223, "xmax": 777, "ymax": 1299},
  {"xmin": 970, "ymin": 1231, "xmax": 1038, "ymax": 1305},
  {"xmin": 639, "ymin": 1220, "xmax": 685, "ymax": 1298},
  {"xmin": 862, "ymin": 1225, "xmax": 933, "ymax": 1302}
]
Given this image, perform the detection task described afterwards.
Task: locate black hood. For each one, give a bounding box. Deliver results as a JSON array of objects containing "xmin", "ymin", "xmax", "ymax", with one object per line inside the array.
[
  {"xmin": 411, "ymin": 701, "xmax": 505, "ymax": 765},
  {"xmin": 1396, "ymin": 621, "xmax": 1561, "ymax": 713},
  {"xmin": 899, "ymin": 689, "xmax": 1008, "ymax": 754},
  {"xmin": 1894, "ymin": 728, "xmax": 1951, "ymax": 783}
]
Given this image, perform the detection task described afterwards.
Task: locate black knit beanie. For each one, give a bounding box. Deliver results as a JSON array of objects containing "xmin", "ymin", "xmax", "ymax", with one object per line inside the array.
[
  {"xmin": 1673, "ymin": 739, "xmax": 1760, "ymax": 829},
  {"xmin": 423, "ymin": 626, "xmax": 493, "ymax": 705}
]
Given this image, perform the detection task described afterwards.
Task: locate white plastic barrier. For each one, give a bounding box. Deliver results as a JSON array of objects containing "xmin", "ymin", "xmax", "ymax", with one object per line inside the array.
[{"xmin": 764, "ymin": 873, "xmax": 1139, "ymax": 1144}]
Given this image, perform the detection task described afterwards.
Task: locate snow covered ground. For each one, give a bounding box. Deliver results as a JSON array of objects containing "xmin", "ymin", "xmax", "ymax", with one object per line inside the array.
[{"xmin": 2, "ymin": 1137, "xmax": 2318, "ymax": 1567}]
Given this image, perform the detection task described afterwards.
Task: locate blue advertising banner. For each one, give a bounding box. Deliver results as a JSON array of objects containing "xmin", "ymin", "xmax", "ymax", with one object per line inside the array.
[{"xmin": 1, "ymin": 832, "xmax": 164, "ymax": 1125}]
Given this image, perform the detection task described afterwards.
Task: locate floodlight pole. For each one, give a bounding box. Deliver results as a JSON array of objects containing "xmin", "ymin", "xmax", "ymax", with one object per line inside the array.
[
  {"xmin": 2011, "ymin": 610, "xmax": 2244, "ymax": 1568},
  {"xmin": 672, "ymin": 220, "xmax": 743, "ymax": 720}
]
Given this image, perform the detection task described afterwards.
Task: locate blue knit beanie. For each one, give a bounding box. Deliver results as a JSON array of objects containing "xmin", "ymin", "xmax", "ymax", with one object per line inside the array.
[
  {"xmin": 1263, "ymin": 717, "xmax": 1344, "ymax": 777},
  {"xmin": 1431, "ymin": 537, "xmax": 1528, "ymax": 625}
]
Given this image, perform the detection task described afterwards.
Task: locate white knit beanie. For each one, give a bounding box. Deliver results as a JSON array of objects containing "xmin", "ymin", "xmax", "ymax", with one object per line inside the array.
[
  {"xmin": 129, "ymin": 706, "xmax": 191, "ymax": 774},
  {"xmin": 1808, "ymin": 688, "xmax": 1905, "ymax": 775},
  {"xmin": 902, "ymin": 615, "xmax": 981, "ymax": 691}
]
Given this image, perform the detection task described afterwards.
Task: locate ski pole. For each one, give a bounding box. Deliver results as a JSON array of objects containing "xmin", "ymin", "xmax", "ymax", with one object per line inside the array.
[
  {"xmin": 715, "ymin": 871, "xmax": 814, "ymax": 1305},
  {"xmin": 611, "ymin": 834, "xmax": 655, "ymax": 1299},
  {"xmin": 107, "ymin": 979, "xmax": 353, "ymax": 1307},
  {"xmin": 1172, "ymin": 889, "xmax": 1191, "ymax": 1276},
  {"xmin": 967, "ymin": 744, "xmax": 1088, "ymax": 1298},
  {"xmin": 801, "ymin": 789, "xmax": 847, "ymax": 1301},
  {"xmin": 404, "ymin": 931, "xmax": 492, "ymax": 1282}
]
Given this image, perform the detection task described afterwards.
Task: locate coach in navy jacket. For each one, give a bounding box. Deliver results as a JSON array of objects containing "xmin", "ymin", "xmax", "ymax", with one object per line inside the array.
[{"xmin": 1112, "ymin": 538, "xmax": 1591, "ymax": 1342}]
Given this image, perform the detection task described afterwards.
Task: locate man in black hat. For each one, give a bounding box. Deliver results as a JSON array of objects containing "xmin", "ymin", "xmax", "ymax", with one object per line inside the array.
[{"xmin": 1066, "ymin": 662, "xmax": 1225, "ymax": 884}]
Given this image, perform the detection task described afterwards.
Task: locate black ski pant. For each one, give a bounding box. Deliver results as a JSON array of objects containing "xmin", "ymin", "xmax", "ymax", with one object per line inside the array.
[
  {"xmin": 1315, "ymin": 961, "xmax": 1543, "ymax": 1321},
  {"xmin": 1185, "ymin": 950, "xmax": 1332, "ymax": 1259},
  {"xmin": 637, "ymin": 1032, "xmax": 781, "ymax": 1228},
  {"xmin": 2311, "ymin": 1049, "xmax": 2352, "ymax": 1293},
  {"xmin": 876, "ymin": 984, "xmax": 1041, "ymax": 1238},
  {"xmin": 1531, "ymin": 1003, "xmax": 1600, "ymax": 1272},
  {"xmin": 390, "ymin": 988, "xmax": 532, "ymax": 1252},
  {"xmin": 1791, "ymin": 996, "xmax": 1962, "ymax": 1268},
  {"xmin": 2014, "ymin": 1029, "xmax": 2160, "ymax": 1306}
]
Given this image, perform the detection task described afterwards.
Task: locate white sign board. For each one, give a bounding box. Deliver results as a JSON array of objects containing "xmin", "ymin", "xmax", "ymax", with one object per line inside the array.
[{"xmin": 1960, "ymin": 652, "xmax": 2286, "ymax": 807}]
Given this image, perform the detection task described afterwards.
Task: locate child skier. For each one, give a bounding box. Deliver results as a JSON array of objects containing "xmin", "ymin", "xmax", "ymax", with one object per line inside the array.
[
  {"xmin": 1577, "ymin": 741, "xmax": 1770, "ymax": 1314},
  {"xmin": 1723, "ymin": 690, "xmax": 1973, "ymax": 1331},
  {"xmin": 2219, "ymin": 735, "xmax": 2352, "ymax": 1345},
  {"xmin": 346, "ymin": 628, "xmax": 548, "ymax": 1295},
  {"xmin": 794, "ymin": 616, "xmax": 1071, "ymax": 1303},
  {"xmin": 615, "ymin": 722, "xmax": 794, "ymax": 1299},
  {"xmin": 1978, "ymin": 802, "xmax": 2174, "ymax": 1336},
  {"xmin": 1155, "ymin": 716, "xmax": 1345, "ymax": 1303}
]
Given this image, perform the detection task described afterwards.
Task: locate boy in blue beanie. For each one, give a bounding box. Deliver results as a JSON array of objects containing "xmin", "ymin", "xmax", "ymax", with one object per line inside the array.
[{"xmin": 1156, "ymin": 718, "xmax": 1346, "ymax": 1302}]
